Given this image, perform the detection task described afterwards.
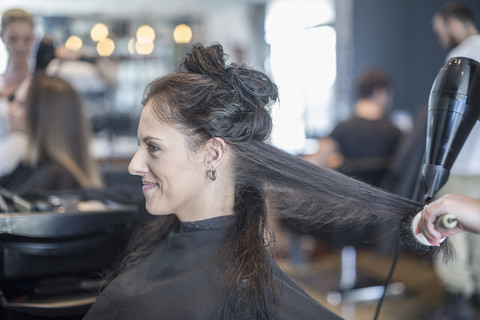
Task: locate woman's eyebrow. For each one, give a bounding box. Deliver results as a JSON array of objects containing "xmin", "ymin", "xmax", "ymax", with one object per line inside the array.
[{"xmin": 142, "ymin": 136, "xmax": 164, "ymax": 143}]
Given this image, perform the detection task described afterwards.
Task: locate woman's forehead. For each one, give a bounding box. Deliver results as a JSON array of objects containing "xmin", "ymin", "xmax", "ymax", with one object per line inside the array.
[
  {"xmin": 139, "ymin": 105, "xmax": 160, "ymax": 127},
  {"xmin": 138, "ymin": 105, "xmax": 174, "ymax": 135},
  {"xmin": 4, "ymin": 20, "xmax": 33, "ymax": 34}
]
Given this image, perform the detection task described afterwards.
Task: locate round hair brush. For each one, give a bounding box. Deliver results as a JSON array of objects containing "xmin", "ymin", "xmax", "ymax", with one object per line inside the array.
[{"xmin": 399, "ymin": 211, "xmax": 457, "ymax": 255}]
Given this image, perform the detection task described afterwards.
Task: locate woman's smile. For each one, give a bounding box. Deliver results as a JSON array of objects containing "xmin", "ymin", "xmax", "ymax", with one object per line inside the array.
[{"xmin": 142, "ymin": 180, "xmax": 159, "ymax": 192}]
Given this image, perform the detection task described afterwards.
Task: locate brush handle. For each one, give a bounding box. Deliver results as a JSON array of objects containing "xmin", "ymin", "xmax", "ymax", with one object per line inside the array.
[{"xmin": 434, "ymin": 214, "xmax": 458, "ymax": 230}]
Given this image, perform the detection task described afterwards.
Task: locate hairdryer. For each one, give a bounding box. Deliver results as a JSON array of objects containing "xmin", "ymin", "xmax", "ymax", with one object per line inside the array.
[{"xmin": 421, "ymin": 56, "xmax": 480, "ymax": 201}]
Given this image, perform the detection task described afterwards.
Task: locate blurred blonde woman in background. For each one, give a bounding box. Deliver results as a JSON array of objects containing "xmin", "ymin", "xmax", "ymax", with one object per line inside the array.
[{"xmin": 0, "ymin": 8, "xmax": 35, "ymax": 177}]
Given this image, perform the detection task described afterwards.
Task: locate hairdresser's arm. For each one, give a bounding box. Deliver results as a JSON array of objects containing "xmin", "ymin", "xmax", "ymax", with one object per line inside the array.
[{"xmin": 416, "ymin": 194, "xmax": 480, "ymax": 244}]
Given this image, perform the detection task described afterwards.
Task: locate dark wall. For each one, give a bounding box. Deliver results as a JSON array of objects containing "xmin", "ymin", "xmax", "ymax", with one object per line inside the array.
[{"xmin": 351, "ymin": 0, "xmax": 480, "ymax": 117}]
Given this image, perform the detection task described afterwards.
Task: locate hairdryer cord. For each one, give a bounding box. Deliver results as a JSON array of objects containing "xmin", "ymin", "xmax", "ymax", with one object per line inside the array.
[{"xmin": 373, "ymin": 237, "xmax": 402, "ymax": 320}]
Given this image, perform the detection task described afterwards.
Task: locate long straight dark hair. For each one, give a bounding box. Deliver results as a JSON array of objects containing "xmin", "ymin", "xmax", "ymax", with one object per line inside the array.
[
  {"xmin": 25, "ymin": 75, "xmax": 103, "ymax": 188},
  {"xmin": 118, "ymin": 43, "xmax": 445, "ymax": 319}
]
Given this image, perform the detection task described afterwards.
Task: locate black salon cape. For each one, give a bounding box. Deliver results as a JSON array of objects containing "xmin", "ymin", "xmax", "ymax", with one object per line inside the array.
[{"xmin": 84, "ymin": 216, "xmax": 342, "ymax": 319}]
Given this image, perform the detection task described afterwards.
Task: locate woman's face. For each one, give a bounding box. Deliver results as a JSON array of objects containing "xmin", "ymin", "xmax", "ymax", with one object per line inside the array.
[
  {"xmin": 1, "ymin": 20, "xmax": 34, "ymax": 62},
  {"xmin": 128, "ymin": 104, "xmax": 208, "ymax": 221}
]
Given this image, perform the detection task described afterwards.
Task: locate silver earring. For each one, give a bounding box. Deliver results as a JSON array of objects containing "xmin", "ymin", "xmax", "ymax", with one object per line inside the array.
[{"xmin": 208, "ymin": 170, "xmax": 217, "ymax": 181}]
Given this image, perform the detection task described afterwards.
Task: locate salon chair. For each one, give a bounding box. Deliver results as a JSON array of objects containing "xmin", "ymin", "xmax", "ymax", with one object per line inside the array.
[{"xmin": 0, "ymin": 190, "xmax": 138, "ymax": 319}]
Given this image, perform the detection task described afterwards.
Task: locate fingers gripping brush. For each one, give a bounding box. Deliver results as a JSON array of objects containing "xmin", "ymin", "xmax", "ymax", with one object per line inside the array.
[
  {"xmin": 411, "ymin": 209, "xmax": 457, "ymax": 246},
  {"xmin": 399, "ymin": 209, "xmax": 458, "ymax": 257}
]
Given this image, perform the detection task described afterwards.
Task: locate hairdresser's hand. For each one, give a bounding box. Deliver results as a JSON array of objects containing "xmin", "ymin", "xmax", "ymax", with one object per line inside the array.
[{"xmin": 416, "ymin": 194, "xmax": 480, "ymax": 245}]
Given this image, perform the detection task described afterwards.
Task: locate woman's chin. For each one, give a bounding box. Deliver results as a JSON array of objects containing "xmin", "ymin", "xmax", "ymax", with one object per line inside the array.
[{"xmin": 145, "ymin": 203, "xmax": 170, "ymax": 216}]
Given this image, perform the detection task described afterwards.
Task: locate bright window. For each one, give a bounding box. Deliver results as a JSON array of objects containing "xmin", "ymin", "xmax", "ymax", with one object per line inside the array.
[{"xmin": 265, "ymin": 0, "xmax": 336, "ymax": 154}]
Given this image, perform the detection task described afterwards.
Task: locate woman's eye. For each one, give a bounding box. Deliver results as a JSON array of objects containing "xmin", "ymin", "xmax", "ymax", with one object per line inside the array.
[{"xmin": 147, "ymin": 143, "xmax": 160, "ymax": 153}]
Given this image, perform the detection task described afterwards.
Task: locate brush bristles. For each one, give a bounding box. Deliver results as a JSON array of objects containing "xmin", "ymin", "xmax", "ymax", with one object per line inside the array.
[{"xmin": 399, "ymin": 214, "xmax": 438, "ymax": 256}]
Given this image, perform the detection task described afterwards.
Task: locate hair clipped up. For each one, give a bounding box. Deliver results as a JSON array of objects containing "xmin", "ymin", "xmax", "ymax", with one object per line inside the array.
[{"xmin": 181, "ymin": 43, "xmax": 278, "ymax": 110}]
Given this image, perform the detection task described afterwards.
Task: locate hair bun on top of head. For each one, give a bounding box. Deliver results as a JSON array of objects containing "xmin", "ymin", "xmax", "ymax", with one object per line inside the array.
[
  {"xmin": 181, "ymin": 42, "xmax": 227, "ymax": 77},
  {"xmin": 180, "ymin": 43, "xmax": 279, "ymax": 143}
]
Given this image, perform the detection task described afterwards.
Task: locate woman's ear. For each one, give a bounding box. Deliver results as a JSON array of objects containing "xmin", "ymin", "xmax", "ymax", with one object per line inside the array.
[{"xmin": 204, "ymin": 137, "xmax": 227, "ymax": 170}]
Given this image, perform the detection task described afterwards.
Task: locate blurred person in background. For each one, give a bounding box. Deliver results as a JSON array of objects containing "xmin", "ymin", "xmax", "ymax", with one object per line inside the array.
[
  {"xmin": 0, "ymin": 8, "xmax": 35, "ymax": 177},
  {"xmin": 0, "ymin": 75, "xmax": 103, "ymax": 195},
  {"xmin": 428, "ymin": 2, "xmax": 480, "ymax": 320},
  {"xmin": 308, "ymin": 69, "xmax": 403, "ymax": 188}
]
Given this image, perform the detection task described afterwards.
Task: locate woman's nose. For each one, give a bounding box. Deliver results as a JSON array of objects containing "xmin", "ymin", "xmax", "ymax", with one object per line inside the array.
[{"xmin": 128, "ymin": 149, "xmax": 147, "ymax": 177}]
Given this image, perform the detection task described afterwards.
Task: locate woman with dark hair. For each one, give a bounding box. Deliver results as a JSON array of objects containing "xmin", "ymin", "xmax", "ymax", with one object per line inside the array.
[
  {"xmin": 0, "ymin": 75, "xmax": 103, "ymax": 194},
  {"xmin": 84, "ymin": 43, "xmax": 437, "ymax": 319}
]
